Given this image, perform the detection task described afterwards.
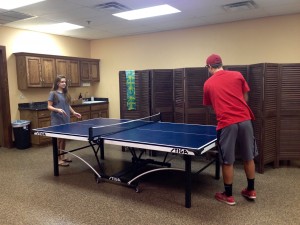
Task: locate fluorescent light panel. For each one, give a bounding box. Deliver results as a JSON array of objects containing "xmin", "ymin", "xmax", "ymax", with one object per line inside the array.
[
  {"xmin": 113, "ymin": 4, "xmax": 180, "ymax": 20},
  {"xmin": 0, "ymin": 0, "xmax": 45, "ymax": 10},
  {"xmin": 33, "ymin": 22, "xmax": 83, "ymax": 33}
]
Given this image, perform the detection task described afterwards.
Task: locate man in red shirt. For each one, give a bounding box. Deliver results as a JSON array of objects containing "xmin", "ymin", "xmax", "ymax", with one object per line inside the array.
[{"xmin": 203, "ymin": 54, "xmax": 258, "ymax": 205}]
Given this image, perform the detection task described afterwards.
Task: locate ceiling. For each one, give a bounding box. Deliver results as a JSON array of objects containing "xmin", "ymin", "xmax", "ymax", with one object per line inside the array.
[{"xmin": 1, "ymin": 0, "xmax": 300, "ymax": 40}]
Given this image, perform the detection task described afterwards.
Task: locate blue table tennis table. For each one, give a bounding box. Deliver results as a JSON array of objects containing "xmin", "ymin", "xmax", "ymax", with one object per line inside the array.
[{"xmin": 33, "ymin": 113, "xmax": 219, "ymax": 208}]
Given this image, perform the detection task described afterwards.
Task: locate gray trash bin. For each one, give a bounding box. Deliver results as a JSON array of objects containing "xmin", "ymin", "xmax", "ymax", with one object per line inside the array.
[{"xmin": 12, "ymin": 120, "xmax": 31, "ymax": 149}]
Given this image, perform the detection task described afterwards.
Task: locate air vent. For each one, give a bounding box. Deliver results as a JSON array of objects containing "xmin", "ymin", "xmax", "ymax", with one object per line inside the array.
[
  {"xmin": 0, "ymin": 10, "xmax": 34, "ymax": 24},
  {"xmin": 95, "ymin": 2, "xmax": 131, "ymax": 12},
  {"xmin": 222, "ymin": 0, "xmax": 258, "ymax": 12}
]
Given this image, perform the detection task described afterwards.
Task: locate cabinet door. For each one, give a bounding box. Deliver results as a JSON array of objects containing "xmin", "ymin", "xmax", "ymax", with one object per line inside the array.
[
  {"xmin": 72, "ymin": 105, "xmax": 90, "ymax": 121},
  {"xmin": 56, "ymin": 59, "xmax": 80, "ymax": 86},
  {"xmin": 26, "ymin": 57, "xmax": 42, "ymax": 87},
  {"xmin": 100, "ymin": 111, "xmax": 108, "ymax": 118},
  {"xmin": 90, "ymin": 104, "xmax": 108, "ymax": 118},
  {"xmin": 90, "ymin": 61, "xmax": 100, "ymax": 82},
  {"xmin": 56, "ymin": 59, "xmax": 68, "ymax": 76},
  {"xmin": 80, "ymin": 60, "xmax": 100, "ymax": 82},
  {"xmin": 91, "ymin": 111, "xmax": 100, "ymax": 119},
  {"xmin": 41, "ymin": 58, "xmax": 56, "ymax": 87},
  {"xmin": 70, "ymin": 116, "xmax": 78, "ymax": 123},
  {"xmin": 80, "ymin": 61, "xmax": 90, "ymax": 81},
  {"xmin": 79, "ymin": 112, "xmax": 90, "ymax": 121},
  {"xmin": 71, "ymin": 112, "xmax": 90, "ymax": 122},
  {"xmin": 38, "ymin": 117, "xmax": 51, "ymax": 143},
  {"xmin": 69, "ymin": 60, "xmax": 80, "ymax": 86}
]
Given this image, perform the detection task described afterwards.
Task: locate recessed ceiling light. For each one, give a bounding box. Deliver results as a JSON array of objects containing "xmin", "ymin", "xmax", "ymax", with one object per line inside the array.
[
  {"xmin": 113, "ymin": 4, "xmax": 181, "ymax": 20},
  {"xmin": 0, "ymin": 0, "xmax": 46, "ymax": 10},
  {"xmin": 33, "ymin": 22, "xmax": 83, "ymax": 33}
]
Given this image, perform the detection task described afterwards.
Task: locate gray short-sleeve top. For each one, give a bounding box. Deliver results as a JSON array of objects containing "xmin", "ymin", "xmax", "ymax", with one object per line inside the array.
[{"xmin": 48, "ymin": 91, "xmax": 71, "ymax": 125}]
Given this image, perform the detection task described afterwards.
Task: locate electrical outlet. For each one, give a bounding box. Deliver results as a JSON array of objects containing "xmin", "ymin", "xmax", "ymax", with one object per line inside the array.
[{"xmin": 82, "ymin": 82, "xmax": 91, "ymax": 87}]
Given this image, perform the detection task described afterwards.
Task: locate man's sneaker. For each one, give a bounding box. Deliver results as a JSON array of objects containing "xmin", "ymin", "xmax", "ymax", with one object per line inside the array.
[
  {"xmin": 215, "ymin": 192, "xmax": 236, "ymax": 205},
  {"xmin": 241, "ymin": 188, "xmax": 256, "ymax": 199}
]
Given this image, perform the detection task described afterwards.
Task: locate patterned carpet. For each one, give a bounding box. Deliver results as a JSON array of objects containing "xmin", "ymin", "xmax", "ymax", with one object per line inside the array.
[{"xmin": 0, "ymin": 141, "xmax": 299, "ymax": 225}]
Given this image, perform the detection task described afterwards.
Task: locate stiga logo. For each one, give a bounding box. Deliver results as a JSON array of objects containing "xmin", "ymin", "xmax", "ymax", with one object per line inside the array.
[
  {"xmin": 34, "ymin": 131, "xmax": 46, "ymax": 136},
  {"xmin": 109, "ymin": 177, "xmax": 121, "ymax": 182},
  {"xmin": 171, "ymin": 148, "xmax": 189, "ymax": 155}
]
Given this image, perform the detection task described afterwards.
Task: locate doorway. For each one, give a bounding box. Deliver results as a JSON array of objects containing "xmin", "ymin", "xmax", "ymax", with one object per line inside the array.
[{"xmin": 0, "ymin": 45, "xmax": 13, "ymax": 148}]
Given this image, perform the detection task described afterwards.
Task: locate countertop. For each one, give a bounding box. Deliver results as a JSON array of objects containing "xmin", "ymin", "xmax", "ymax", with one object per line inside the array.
[{"xmin": 18, "ymin": 98, "xmax": 109, "ymax": 111}]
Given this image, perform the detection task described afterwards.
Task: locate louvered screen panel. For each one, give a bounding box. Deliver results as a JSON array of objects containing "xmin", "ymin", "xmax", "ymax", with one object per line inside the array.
[
  {"xmin": 185, "ymin": 67, "xmax": 208, "ymax": 124},
  {"xmin": 119, "ymin": 70, "xmax": 150, "ymax": 119},
  {"xmin": 248, "ymin": 64, "xmax": 264, "ymax": 117},
  {"xmin": 263, "ymin": 117, "xmax": 277, "ymax": 165},
  {"xmin": 207, "ymin": 110, "xmax": 217, "ymax": 125},
  {"xmin": 185, "ymin": 67, "xmax": 207, "ymax": 108},
  {"xmin": 224, "ymin": 65, "xmax": 249, "ymax": 82},
  {"xmin": 151, "ymin": 69, "xmax": 174, "ymax": 122},
  {"xmin": 173, "ymin": 69, "xmax": 185, "ymax": 123},
  {"xmin": 279, "ymin": 116, "xmax": 300, "ymax": 160},
  {"xmin": 252, "ymin": 118, "xmax": 263, "ymax": 172},
  {"xmin": 185, "ymin": 110, "xmax": 207, "ymax": 124},
  {"xmin": 248, "ymin": 63, "xmax": 280, "ymax": 173},
  {"xmin": 279, "ymin": 64, "xmax": 300, "ymax": 115},
  {"xmin": 252, "ymin": 117, "xmax": 277, "ymax": 173},
  {"xmin": 263, "ymin": 64, "xmax": 279, "ymax": 117}
]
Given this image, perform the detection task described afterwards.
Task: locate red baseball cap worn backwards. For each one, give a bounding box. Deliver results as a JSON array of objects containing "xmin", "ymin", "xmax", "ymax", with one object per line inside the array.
[{"xmin": 206, "ymin": 54, "xmax": 222, "ymax": 66}]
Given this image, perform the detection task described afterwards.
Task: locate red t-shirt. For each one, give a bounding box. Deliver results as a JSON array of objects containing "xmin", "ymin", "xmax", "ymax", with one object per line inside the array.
[{"xmin": 203, "ymin": 70, "xmax": 255, "ymax": 130}]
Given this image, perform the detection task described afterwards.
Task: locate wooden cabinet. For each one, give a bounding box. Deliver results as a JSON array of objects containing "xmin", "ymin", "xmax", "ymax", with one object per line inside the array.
[
  {"xmin": 15, "ymin": 52, "xmax": 100, "ymax": 89},
  {"xmin": 19, "ymin": 103, "xmax": 108, "ymax": 145},
  {"xmin": 56, "ymin": 59, "xmax": 80, "ymax": 87},
  {"xmin": 71, "ymin": 105, "xmax": 91, "ymax": 122},
  {"xmin": 72, "ymin": 103, "xmax": 109, "ymax": 120},
  {"xmin": 90, "ymin": 103, "xmax": 109, "ymax": 118},
  {"xmin": 81, "ymin": 60, "xmax": 100, "ymax": 82},
  {"xmin": 15, "ymin": 54, "xmax": 56, "ymax": 89},
  {"xmin": 20, "ymin": 109, "xmax": 51, "ymax": 145}
]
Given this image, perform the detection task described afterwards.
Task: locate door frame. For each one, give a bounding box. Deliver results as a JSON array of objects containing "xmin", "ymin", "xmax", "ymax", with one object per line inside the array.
[{"xmin": 0, "ymin": 45, "xmax": 13, "ymax": 148}]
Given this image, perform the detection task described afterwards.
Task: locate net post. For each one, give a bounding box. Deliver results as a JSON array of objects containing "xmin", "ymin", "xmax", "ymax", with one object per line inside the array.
[{"xmin": 88, "ymin": 127, "xmax": 93, "ymax": 141}]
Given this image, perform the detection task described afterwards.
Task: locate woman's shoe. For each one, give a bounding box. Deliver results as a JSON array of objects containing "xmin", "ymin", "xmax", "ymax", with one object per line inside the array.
[
  {"xmin": 63, "ymin": 158, "xmax": 72, "ymax": 162},
  {"xmin": 58, "ymin": 161, "xmax": 69, "ymax": 167}
]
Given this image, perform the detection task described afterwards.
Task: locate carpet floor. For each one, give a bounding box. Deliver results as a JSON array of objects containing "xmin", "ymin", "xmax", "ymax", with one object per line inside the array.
[{"xmin": 0, "ymin": 141, "xmax": 299, "ymax": 225}]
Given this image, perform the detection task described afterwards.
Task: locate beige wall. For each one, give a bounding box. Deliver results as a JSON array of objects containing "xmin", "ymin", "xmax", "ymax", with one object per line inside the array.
[
  {"xmin": 91, "ymin": 14, "xmax": 300, "ymax": 119},
  {"xmin": 1, "ymin": 14, "xmax": 300, "ymax": 121},
  {"xmin": 0, "ymin": 26, "xmax": 92, "ymax": 120}
]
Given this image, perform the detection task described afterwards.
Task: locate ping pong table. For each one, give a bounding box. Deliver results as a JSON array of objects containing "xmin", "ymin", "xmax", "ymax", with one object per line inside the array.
[{"xmin": 33, "ymin": 113, "xmax": 219, "ymax": 208}]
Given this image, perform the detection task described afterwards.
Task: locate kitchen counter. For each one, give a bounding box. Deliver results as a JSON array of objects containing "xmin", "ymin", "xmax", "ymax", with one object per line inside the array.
[
  {"xmin": 18, "ymin": 98, "xmax": 109, "ymax": 111},
  {"xmin": 19, "ymin": 98, "xmax": 109, "ymax": 145}
]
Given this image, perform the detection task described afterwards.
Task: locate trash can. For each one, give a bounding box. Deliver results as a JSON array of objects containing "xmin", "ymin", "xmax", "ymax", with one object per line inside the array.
[{"xmin": 12, "ymin": 120, "xmax": 31, "ymax": 149}]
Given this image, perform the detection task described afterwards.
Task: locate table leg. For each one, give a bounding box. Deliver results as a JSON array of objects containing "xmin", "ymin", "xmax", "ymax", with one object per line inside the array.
[
  {"xmin": 184, "ymin": 155, "xmax": 192, "ymax": 208},
  {"xmin": 100, "ymin": 139, "xmax": 104, "ymax": 160},
  {"xmin": 52, "ymin": 137, "xmax": 59, "ymax": 176}
]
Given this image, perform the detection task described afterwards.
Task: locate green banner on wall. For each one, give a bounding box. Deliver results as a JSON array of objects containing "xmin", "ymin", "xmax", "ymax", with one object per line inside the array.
[{"xmin": 125, "ymin": 70, "xmax": 136, "ymax": 110}]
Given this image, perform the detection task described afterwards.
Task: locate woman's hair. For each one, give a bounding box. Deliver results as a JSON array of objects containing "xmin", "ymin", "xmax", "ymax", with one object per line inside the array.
[{"xmin": 51, "ymin": 75, "xmax": 71, "ymax": 104}]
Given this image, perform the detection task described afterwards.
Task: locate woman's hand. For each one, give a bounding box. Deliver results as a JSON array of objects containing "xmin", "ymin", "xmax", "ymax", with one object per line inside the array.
[
  {"xmin": 58, "ymin": 108, "xmax": 67, "ymax": 116},
  {"xmin": 74, "ymin": 112, "xmax": 81, "ymax": 119}
]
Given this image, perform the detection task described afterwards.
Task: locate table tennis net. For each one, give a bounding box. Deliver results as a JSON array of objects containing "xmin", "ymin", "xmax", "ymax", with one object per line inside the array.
[{"xmin": 89, "ymin": 113, "xmax": 161, "ymax": 140}]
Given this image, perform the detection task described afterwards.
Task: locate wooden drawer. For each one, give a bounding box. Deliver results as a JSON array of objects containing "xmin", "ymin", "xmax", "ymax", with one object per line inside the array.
[
  {"xmin": 91, "ymin": 103, "xmax": 108, "ymax": 111},
  {"xmin": 37, "ymin": 110, "xmax": 51, "ymax": 118},
  {"xmin": 72, "ymin": 105, "xmax": 90, "ymax": 113}
]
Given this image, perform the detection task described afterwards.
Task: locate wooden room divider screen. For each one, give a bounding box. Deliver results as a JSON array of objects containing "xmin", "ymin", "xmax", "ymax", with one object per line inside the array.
[{"xmin": 119, "ymin": 63, "xmax": 300, "ymax": 173}]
